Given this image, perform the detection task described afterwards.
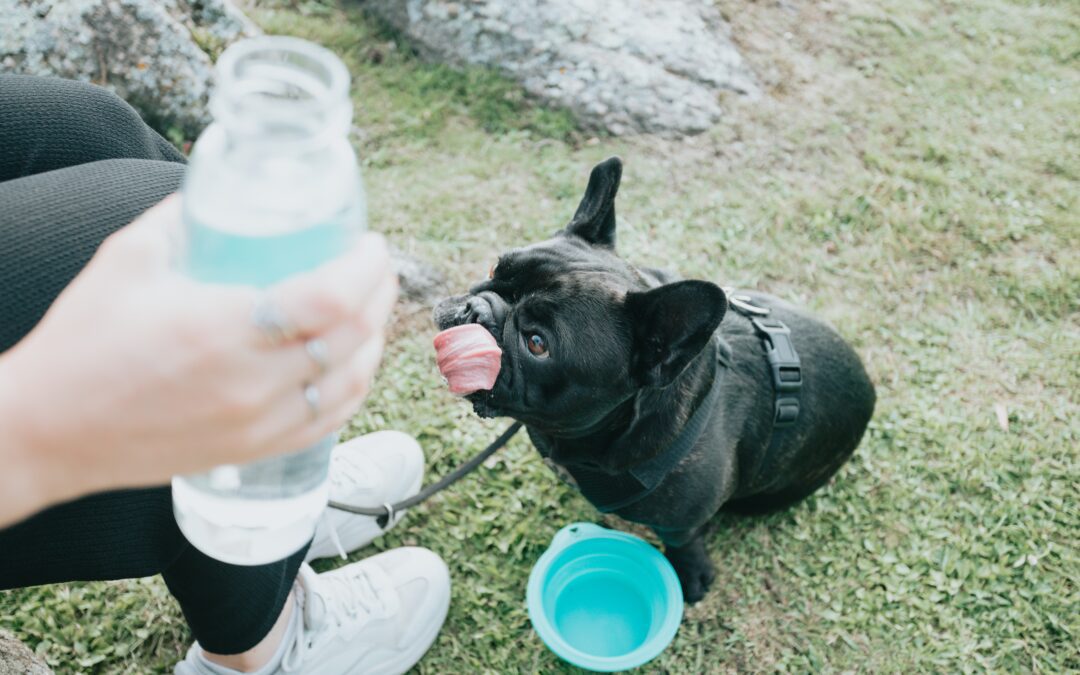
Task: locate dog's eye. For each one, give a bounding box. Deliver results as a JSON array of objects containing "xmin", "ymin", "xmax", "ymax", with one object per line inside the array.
[{"xmin": 526, "ymin": 333, "xmax": 549, "ymax": 358}]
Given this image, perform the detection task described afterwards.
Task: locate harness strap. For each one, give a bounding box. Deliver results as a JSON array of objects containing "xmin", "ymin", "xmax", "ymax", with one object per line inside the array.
[
  {"xmin": 565, "ymin": 293, "xmax": 803, "ymax": 513},
  {"xmin": 567, "ymin": 338, "xmax": 729, "ymax": 512},
  {"xmin": 727, "ymin": 291, "xmax": 803, "ymax": 485},
  {"xmin": 749, "ymin": 316, "xmax": 802, "ymax": 428}
]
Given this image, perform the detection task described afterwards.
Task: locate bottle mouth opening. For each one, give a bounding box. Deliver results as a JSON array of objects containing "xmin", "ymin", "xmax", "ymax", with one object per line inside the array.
[{"xmin": 212, "ymin": 36, "xmax": 351, "ymax": 141}]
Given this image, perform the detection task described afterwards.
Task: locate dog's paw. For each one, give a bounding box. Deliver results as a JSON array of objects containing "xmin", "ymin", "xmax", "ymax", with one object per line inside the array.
[{"xmin": 665, "ymin": 548, "xmax": 716, "ymax": 604}]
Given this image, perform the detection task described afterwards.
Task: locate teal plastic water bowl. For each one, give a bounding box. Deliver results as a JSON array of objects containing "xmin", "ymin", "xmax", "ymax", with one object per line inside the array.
[{"xmin": 527, "ymin": 523, "xmax": 683, "ymax": 672}]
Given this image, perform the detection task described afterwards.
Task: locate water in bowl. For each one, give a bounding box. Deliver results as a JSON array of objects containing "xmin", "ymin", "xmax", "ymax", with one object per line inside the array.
[{"xmin": 554, "ymin": 569, "xmax": 651, "ymax": 656}]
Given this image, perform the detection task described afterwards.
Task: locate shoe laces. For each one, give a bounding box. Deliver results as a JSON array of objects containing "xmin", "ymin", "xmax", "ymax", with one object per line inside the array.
[{"xmin": 281, "ymin": 566, "xmax": 388, "ymax": 672}]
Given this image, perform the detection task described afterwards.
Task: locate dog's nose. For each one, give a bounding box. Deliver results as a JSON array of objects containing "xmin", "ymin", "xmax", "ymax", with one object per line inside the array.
[{"xmin": 433, "ymin": 294, "xmax": 473, "ymax": 331}]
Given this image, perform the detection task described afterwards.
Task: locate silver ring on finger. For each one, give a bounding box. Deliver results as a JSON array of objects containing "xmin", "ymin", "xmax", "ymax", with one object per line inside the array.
[
  {"xmin": 252, "ymin": 294, "xmax": 297, "ymax": 347},
  {"xmin": 303, "ymin": 383, "xmax": 321, "ymax": 421},
  {"xmin": 305, "ymin": 338, "xmax": 330, "ymax": 377}
]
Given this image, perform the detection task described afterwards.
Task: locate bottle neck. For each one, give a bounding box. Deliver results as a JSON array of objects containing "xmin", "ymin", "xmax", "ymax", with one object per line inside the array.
[{"xmin": 210, "ymin": 36, "xmax": 352, "ymax": 152}]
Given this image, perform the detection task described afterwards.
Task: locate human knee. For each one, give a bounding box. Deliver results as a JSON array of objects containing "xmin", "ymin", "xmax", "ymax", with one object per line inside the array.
[{"xmin": 64, "ymin": 79, "xmax": 152, "ymax": 139}]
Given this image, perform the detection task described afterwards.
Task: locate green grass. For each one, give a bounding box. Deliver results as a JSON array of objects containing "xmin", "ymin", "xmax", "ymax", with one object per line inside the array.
[{"xmin": 3, "ymin": 0, "xmax": 1078, "ymax": 671}]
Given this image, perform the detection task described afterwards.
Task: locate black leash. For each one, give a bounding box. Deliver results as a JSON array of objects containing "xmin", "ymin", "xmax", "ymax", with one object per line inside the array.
[{"xmin": 329, "ymin": 421, "xmax": 523, "ymax": 527}]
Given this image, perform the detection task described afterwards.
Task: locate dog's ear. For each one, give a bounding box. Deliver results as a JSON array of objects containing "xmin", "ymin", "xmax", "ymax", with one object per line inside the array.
[
  {"xmin": 626, "ymin": 281, "xmax": 727, "ymax": 388},
  {"xmin": 565, "ymin": 156, "xmax": 622, "ymax": 249}
]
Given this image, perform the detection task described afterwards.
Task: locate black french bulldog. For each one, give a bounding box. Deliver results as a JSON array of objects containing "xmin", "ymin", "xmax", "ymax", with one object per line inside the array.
[{"xmin": 434, "ymin": 157, "xmax": 875, "ymax": 602}]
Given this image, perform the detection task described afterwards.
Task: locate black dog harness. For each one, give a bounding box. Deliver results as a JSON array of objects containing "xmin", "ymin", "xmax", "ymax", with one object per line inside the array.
[{"xmin": 563, "ymin": 291, "xmax": 803, "ymax": 513}]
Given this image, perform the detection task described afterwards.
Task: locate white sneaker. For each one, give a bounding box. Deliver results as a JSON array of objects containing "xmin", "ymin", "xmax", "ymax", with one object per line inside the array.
[
  {"xmin": 176, "ymin": 548, "xmax": 451, "ymax": 675},
  {"xmin": 307, "ymin": 431, "xmax": 424, "ymax": 562}
]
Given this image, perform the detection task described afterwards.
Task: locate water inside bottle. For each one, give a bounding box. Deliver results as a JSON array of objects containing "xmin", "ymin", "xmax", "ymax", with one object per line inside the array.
[{"xmin": 184, "ymin": 213, "xmax": 353, "ymax": 286}]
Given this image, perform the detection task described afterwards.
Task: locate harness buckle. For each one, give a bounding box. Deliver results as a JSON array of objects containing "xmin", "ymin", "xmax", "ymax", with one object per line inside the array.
[
  {"xmin": 774, "ymin": 397, "xmax": 800, "ymax": 428},
  {"xmin": 751, "ymin": 317, "xmax": 803, "ymax": 397}
]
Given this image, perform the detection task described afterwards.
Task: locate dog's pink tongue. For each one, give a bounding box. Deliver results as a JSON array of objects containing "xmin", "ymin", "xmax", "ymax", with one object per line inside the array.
[{"xmin": 433, "ymin": 324, "xmax": 502, "ymax": 396}]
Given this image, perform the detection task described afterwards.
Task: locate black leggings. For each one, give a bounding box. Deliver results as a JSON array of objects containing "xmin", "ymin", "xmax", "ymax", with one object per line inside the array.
[{"xmin": 0, "ymin": 74, "xmax": 305, "ymax": 655}]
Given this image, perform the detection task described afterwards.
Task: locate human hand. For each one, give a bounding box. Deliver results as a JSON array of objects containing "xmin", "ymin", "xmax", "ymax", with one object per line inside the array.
[{"xmin": 0, "ymin": 194, "xmax": 396, "ymax": 523}]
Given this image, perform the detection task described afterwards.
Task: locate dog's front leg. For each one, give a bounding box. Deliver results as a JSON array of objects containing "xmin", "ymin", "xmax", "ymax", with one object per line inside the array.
[{"xmin": 654, "ymin": 526, "xmax": 715, "ymax": 604}]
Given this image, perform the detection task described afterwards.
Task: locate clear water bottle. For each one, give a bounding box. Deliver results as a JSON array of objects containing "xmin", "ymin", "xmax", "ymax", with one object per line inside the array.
[{"xmin": 171, "ymin": 36, "xmax": 365, "ymax": 565}]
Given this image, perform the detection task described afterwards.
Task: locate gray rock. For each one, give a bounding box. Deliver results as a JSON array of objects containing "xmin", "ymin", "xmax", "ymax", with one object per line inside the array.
[
  {"xmin": 0, "ymin": 0, "xmax": 258, "ymax": 137},
  {"xmin": 391, "ymin": 248, "xmax": 447, "ymax": 306},
  {"xmin": 0, "ymin": 630, "xmax": 52, "ymax": 675},
  {"xmin": 362, "ymin": 0, "xmax": 760, "ymax": 135}
]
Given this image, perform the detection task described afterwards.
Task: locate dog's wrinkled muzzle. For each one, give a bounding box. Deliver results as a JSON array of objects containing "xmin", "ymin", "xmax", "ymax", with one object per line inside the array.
[
  {"xmin": 433, "ymin": 291, "xmax": 508, "ymax": 337},
  {"xmin": 465, "ymin": 292, "xmax": 507, "ymax": 336}
]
